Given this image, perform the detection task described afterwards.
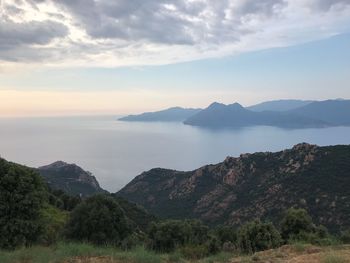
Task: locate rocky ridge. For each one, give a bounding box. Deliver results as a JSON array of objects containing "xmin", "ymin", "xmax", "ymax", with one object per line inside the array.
[{"xmin": 118, "ymin": 143, "xmax": 350, "ymax": 232}]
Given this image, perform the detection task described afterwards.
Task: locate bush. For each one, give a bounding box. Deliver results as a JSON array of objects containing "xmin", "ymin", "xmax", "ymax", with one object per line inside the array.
[
  {"xmin": 238, "ymin": 220, "xmax": 282, "ymax": 253},
  {"xmin": 340, "ymin": 230, "xmax": 350, "ymax": 244},
  {"xmin": 0, "ymin": 159, "xmax": 46, "ymax": 249},
  {"xmin": 121, "ymin": 232, "xmax": 146, "ymax": 250},
  {"xmin": 39, "ymin": 204, "xmax": 68, "ymax": 245},
  {"xmin": 148, "ymin": 219, "xmax": 209, "ymax": 253},
  {"xmin": 65, "ymin": 194, "xmax": 131, "ymax": 245},
  {"xmin": 213, "ymin": 225, "xmax": 237, "ymax": 245},
  {"xmin": 280, "ymin": 208, "xmax": 314, "ymax": 241}
]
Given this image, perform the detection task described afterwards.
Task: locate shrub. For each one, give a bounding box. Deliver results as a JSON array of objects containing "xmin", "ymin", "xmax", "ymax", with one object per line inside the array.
[
  {"xmin": 148, "ymin": 219, "xmax": 209, "ymax": 253},
  {"xmin": 121, "ymin": 232, "xmax": 146, "ymax": 250},
  {"xmin": 39, "ymin": 204, "xmax": 68, "ymax": 245},
  {"xmin": 340, "ymin": 230, "xmax": 350, "ymax": 244},
  {"xmin": 213, "ymin": 225, "xmax": 237, "ymax": 246},
  {"xmin": 238, "ymin": 220, "xmax": 282, "ymax": 253},
  {"xmin": 280, "ymin": 208, "xmax": 315, "ymax": 241},
  {"xmin": 65, "ymin": 194, "xmax": 131, "ymax": 245},
  {"xmin": 206, "ymin": 236, "xmax": 221, "ymax": 255},
  {"xmin": 0, "ymin": 159, "xmax": 46, "ymax": 249}
]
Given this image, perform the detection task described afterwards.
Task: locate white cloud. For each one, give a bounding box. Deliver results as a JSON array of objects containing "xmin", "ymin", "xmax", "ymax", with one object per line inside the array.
[{"xmin": 0, "ymin": 0, "xmax": 350, "ymax": 67}]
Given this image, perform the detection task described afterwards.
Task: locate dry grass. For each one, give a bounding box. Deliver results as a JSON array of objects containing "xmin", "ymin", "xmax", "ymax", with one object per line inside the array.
[
  {"xmin": 1, "ymin": 244, "xmax": 350, "ymax": 263},
  {"xmin": 230, "ymin": 245, "xmax": 350, "ymax": 263}
]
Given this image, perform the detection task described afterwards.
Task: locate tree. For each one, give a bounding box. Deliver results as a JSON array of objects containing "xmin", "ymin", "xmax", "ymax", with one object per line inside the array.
[
  {"xmin": 238, "ymin": 220, "xmax": 281, "ymax": 253},
  {"xmin": 65, "ymin": 194, "xmax": 131, "ymax": 245},
  {"xmin": 0, "ymin": 159, "xmax": 46, "ymax": 249},
  {"xmin": 280, "ymin": 208, "xmax": 314, "ymax": 241}
]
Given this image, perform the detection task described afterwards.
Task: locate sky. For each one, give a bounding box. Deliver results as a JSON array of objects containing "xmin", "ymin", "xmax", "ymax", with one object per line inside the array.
[{"xmin": 0, "ymin": 0, "xmax": 350, "ymax": 117}]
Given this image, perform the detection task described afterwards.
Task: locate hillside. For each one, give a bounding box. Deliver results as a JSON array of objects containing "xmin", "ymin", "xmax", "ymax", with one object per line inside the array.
[
  {"xmin": 289, "ymin": 99, "xmax": 350, "ymax": 125},
  {"xmin": 118, "ymin": 143, "xmax": 350, "ymax": 232},
  {"xmin": 119, "ymin": 107, "xmax": 201, "ymax": 122},
  {"xmin": 183, "ymin": 102, "xmax": 327, "ymax": 128},
  {"xmin": 247, "ymin": 99, "xmax": 313, "ymax": 112},
  {"xmin": 38, "ymin": 161, "xmax": 106, "ymax": 197}
]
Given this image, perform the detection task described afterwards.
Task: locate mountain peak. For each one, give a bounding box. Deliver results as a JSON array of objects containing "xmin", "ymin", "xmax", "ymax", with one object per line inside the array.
[
  {"xmin": 228, "ymin": 102, "xmax": 244, "ymax": 109},
  {"xmin": 39, "ymin": 161, "xmax": 71, "ymax": 170},
  {"xmin": 38, "ymin": 161, "xmax": 106, "ymax": 196},
  {"xmin": 208, "ymin": 102, "xmax": 225, "ymax": 108}
]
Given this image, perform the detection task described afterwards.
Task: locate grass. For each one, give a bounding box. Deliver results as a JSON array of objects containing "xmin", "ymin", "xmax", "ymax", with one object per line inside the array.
[
  {"xmin": 200, "ymin": 252, "xmax": 232, "ymax": 263},
  {"xmin": 0, "ymin": 243, "xmax": 116, "ymax": 263},
  {"xmin": 1, "ymin": 243, "xmax": 350, "ymax": 263},
  {"xmin": 0, "ymin": 243, "xmax": 233, "ymax": 263},
  {"xmin": 321, "ymin": 251, "xmax": 348, "ymax": 263},
  {"xmin": 291, "ymin": 241, "xmax": 311, "ymax": 252},
  {"xmin": 0, "ymin": 243, "xmax": 192, "ymax": 263}
]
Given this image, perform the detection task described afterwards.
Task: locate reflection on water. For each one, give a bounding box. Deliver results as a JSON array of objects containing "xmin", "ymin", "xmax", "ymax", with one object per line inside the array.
[{"xmin": 0, "ymin": 115, "xmax": 350, "ymax": 192}]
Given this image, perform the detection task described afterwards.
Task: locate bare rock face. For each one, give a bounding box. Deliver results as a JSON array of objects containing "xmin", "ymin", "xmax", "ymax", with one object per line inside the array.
[
  {"xmin": 118, "ymin": 144, "xmax": 350, "ymax": 232},
  {"xmin": 38, "ymin": 161, "xmax": 106, "ymax": 197}
]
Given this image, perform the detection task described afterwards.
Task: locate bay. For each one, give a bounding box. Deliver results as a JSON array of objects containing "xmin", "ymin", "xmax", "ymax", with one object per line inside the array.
[{"xmin": 0, "ymin": 115, "xmax": 349, "ymax": 192}]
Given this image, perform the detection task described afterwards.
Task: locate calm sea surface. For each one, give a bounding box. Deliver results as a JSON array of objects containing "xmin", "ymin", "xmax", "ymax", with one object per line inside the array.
[{"xmin": 1, "ymin": 115, "xmax": 350, "ymax": 192}]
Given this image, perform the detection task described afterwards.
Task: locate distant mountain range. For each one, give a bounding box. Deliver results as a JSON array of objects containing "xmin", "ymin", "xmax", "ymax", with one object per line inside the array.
[
  {"xmin": 38, "ymin": 161, "xmax": 106, "ymax": 197},
  {"xmin": 117, "ymin": 143, "xmax": 350, "ymax": 232},
  {"xmin": 289, "ymin": 100, "xmax": 350, "ymax": 125},
  {"xmin": 183, "ymin": 102, "xmax": 327, "ymax": 128},
  {"xmin": 119, "ymin": 99, "xmax": 350, "ymax": 129},
  {"xmin": 119, "ymin": 107, "xmax": 201, "ymax": 122},
  {"xmin": 247, "ymin": 99, "xmax": 314, "ymax": 112}
]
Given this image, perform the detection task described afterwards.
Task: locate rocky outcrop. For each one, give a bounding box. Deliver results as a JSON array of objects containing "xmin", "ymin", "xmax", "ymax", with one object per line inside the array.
[
  {"xmin": 38, "ymin": 161, "xmax": 106, "ymax": 197},
  {"xmin": 118, "ymin": 143, "xmax": 350, "ymax": 232}
]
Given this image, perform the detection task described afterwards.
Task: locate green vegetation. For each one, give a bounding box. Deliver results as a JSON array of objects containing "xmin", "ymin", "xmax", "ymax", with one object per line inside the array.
[
  {"xmin": 237, "ymin": 220, "xmax": 281, "ymax": 253},
  {"xmin": 0, "ymin": 159, "xmax": 46, "ymax": 249},
  {"xmin": 321, "ymin": 251, "xmax": 349, "ymax": 263},
  {"xmin": 1, "ymin": 154, "xmax": 350, "ymax": 262},
  {"xmin": 148, "ymin": 220, "xmax": 209, "ymax": 253},
  {"xmin": 280, "ymin": 208, "xmax": 315, "ymax": 241},
  {"xmin": 118, "ymin": 144, "xmax": 350, "ymax": 233},
  {"xmin": 65, "ymin": 195, "xmax": 132, "ymax": 245}
]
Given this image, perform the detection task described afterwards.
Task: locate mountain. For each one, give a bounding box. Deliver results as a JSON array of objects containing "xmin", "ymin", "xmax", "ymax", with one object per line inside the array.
[
  {"xmin": 38, "ymin": 161, "xmax": 106, "ymax": 197},
  {"xmin": 288, "ymin": 99, "xmax": 350, "ymax": 126},
  {"xmin": 184, "ymin": 102, "xmax": 327, "ymax": 128},
  {"xmin": 119, "ymin": 107, "xmax": 201, "ymax": 122},
  {"xmin": 247, "ymin": 99, "xmax": 313, "ymax": 112},
  {"xmin": 118, "ymin": 143, "xmax": 350, "ymax": 232}
]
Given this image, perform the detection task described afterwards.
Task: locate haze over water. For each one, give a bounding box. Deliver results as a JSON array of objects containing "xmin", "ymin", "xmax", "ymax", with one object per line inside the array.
[{"xmin": 1, "ymin": 116, "xmax": 350, "ymax": 192}]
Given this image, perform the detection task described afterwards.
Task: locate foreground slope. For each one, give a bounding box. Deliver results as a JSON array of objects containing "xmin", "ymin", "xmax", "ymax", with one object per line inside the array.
[{"xmin": 118, "ymin": 143, "xmax": 350, "ymax": 232}]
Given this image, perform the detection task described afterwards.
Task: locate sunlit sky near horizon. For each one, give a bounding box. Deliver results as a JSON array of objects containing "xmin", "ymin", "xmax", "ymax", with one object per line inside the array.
[{"xmin": 1, "ymin": 0, "xmax": 350, "ymax": 117}]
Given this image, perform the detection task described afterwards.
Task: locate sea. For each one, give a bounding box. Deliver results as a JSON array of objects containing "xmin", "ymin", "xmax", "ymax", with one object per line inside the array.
[{"xmin": 1, "ymin": 115, "xmax": 350, "ymax": 192}]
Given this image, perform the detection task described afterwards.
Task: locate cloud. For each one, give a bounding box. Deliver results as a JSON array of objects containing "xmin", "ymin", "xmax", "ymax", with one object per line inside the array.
[{"xmin": 1, "ymin": 0, "xmax": 350, "ymax": 66}]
